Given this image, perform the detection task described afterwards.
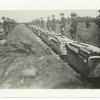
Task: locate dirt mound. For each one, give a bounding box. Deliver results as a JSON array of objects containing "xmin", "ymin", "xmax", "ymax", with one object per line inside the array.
[
  {"xmin": 0, "ymin": 24, "xmax": 86, "ymax": 88},
  {"xmin": 6, "ymin": 24, "xmax": 46, "ymax": 57}
]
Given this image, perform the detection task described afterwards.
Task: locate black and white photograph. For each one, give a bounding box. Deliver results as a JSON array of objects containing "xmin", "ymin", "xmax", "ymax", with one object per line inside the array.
[{"xmin": 0, "ymin": 0, "xmax": 100, "ymax": 93}]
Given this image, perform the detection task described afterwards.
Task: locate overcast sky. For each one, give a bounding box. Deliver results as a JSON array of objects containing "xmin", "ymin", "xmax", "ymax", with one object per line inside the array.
[{"xmin": 0, "ymin": 0, "xmax": 99, "ymax": 10}]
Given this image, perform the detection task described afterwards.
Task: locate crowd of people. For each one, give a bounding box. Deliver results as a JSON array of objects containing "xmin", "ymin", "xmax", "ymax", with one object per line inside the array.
[
  {"xmin": 0, "ymin": 17, "xmax": 16, "ymax": 39},
  {"xmin": 0, "ymin": 10, "xmax": 100, "ymax": 42},
  {"xmin": 31, "ymin": 12, "xmax": 70, "ymax": 36},
  {"xmin": 31, "ymin": 10, "xmax": 100, "ymax": 41},
  {"xmin": 31, "ymin": 12, "xmax": 88, "ymax": 39}
]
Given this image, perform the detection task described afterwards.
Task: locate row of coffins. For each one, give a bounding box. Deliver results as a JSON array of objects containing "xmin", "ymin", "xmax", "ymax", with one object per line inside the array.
[{"xmin": 27, "ymin": 24, "xmax": 100, "ymax": 78}]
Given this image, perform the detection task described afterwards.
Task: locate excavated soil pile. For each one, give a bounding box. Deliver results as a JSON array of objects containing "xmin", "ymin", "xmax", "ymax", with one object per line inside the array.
[{"xmin": 0, "ymin": 24, "xmax": 90, "ymax": 88}]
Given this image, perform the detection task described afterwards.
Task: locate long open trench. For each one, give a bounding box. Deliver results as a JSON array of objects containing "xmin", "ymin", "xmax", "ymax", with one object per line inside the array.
[
  {"xmin": 26, "ymin": 25, "xmax": 96, "ymax": 89},
  {"xmin": 0, "ymin": 24, "xmax": 98, "ymax": 89}
]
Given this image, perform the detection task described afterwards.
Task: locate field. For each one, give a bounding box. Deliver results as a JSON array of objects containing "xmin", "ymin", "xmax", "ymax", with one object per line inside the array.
[{"xmin": 64, "ymin": 22, "xmax": 100, "ymax": 46}]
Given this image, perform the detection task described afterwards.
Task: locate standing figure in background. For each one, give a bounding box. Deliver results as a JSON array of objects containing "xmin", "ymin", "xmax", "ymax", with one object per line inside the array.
[
  {"xmin": 6, "ymin": 18, "xmax": 10, "ymax": 34},
  {"xmin": 67, "ymin": 17, "xmax": 70, "ymax": 25},
  {"xmin": 0, "ymin": 22, "xmax": 4, "ymax": 39},
  {"xmin": 95, "ymin": 10, "xmax": 100, "ymax": 28},
  {"xmin": 51, "ymin": 15, "xmax": 56, "ymax": 32},
  {"xmin": 46, "ymin": 16, "xmax": 52, "ymax": 31},
  {"xmin": 85, "ymin": 16, "xmax": 90, "ymax": 28},
  {"xmin": 40, "ymin": 17, "xmax": 45, "ymax": 29},
  {"xmin": 95, "ymin": 9, "xmax": 100, "ymax": 42},
  {"xmin": 35, "ymin": 18, "xmax": 40, "ymax": 27},
  {"xmin": 2, "ymin": 17, "xmax": 8, "ymax": 34},
  {"xmin": 59, "ymin": 13, "xmax": 66, "ymax": 35},
  {"xmin": 0, "ymin": 22, "xmax": 2, "ymax": 30},
  {"xmin": 10, "ymin": 19, "xmax": 16, "ymax": 30},
  {"xmin": 70, "ymin": 12, "xmax": 78, "ymax": 39}
]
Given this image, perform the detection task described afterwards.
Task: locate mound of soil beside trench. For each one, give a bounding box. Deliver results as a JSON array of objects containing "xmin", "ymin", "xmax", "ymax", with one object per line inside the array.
[{"xmin": 0, "ymin": 24, "xmax": 90, "ymax": 89}]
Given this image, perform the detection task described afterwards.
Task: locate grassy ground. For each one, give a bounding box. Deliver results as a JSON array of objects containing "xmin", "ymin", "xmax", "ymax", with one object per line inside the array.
[{"xmin": 55, "ymin": 22, "xmax": 100, "ymax": 46}]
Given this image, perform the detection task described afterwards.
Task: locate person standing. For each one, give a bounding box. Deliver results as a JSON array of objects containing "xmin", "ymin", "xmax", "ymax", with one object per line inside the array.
[
  {"xmin": 51, "ymin": 15, "xmax": 56, "ymax": 32},
  {"xmin": 6, "ymin": 18, "xmax": 10, "ymax": 33},
  {"xmin": 2, "ymin": 17, "xmax": 7, "ymax": 34},
  {"xmin": 59, "ymin": 13, "xmax": 66, "ymax": 35},
  {"xmin": 95, "ymin": 10, "xmax": 100, "ymax": 28},
  {"xmin": 40, "ymin": 17, "xmax": 45, "ymax": 29},
  {"xmin": 10, "ymin": 19, "xmax": 16, "ymax": 30},
  {"xmin": 46, "ymin": 16, "xmax": 51, "ymax": 31},
  {"xmin": 95, "ymin": 10, "xmax": 100, "ymax": 42},
  {"xmin": 85, "ymin": 16, "xmax": 90, "ymax": 28},
  {"xmin": 70, "ymin": 12, "xmax": 78, "ymax": 39}
]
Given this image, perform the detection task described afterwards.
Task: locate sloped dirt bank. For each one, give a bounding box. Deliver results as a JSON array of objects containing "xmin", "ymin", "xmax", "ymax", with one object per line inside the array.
[{"xmin": 0, "ymin": 24, "xmax": 91, "ymax": 88}]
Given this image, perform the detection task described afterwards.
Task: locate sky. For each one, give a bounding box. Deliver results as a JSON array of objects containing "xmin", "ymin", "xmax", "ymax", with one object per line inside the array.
[
  {"xmin": 0, "ymin": 0, "xmax": 99, "ymax": 10},
  {"xmin": 0, "ymin": 0, "xmax": 99, "ymax": 22}
]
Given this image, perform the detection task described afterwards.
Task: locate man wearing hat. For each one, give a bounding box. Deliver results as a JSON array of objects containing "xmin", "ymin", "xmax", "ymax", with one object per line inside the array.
[
  {"xmin": 2, "ymin": 17, "xmax": 7, "ymax": 34},
  {"xmin": 95, "ymin": 10, "xmax": 100, "ymax": 42},
  {"xmin": 46, "ymin": 16, "xmax": 52, "ymax": 31},
  {"xmin": 40, "ymin": 17, "xmax": 45, "ymax": 29},
  {"xmin": 70, "ymin": 12, "xmax": 78, "ymax": 39},
  {"xmin": 6, "ymin": 18, "xmax": 10, "ymax": 33},
  {"xmin": 98, "ymin": 9, "xmax": 100, "ymax": 17},
  {"xmin": 51, "ymin": 15, "xmax": 56, "ymax": 31},
  {"xmin": 59, "ymin": 12, "xmax": 66, "ymax": 35},
  {"xmin": 95, "ymin": 10, "xmax": 100, "ymax": 28}
]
